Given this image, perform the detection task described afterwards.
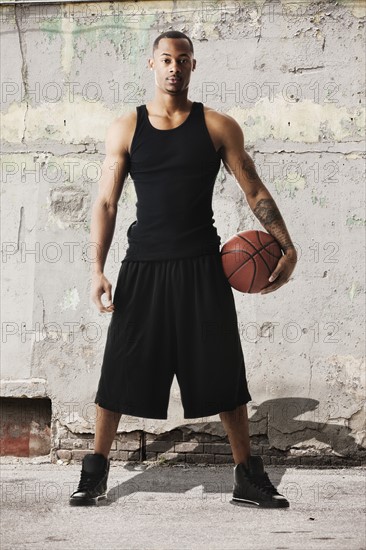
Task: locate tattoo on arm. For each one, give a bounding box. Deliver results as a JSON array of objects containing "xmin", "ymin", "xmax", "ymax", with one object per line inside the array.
[
  {"xmin": 242, "ymin": 154, "xmax": 261, "ymax": 185},
  {"xmin": 252, "ymin": 198, "xmax": 296, "ymax": 253}
]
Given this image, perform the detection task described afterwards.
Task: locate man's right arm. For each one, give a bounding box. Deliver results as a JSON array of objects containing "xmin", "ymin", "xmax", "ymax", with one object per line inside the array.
[{"xmin": 90, "ymin": 114, "xmax": 132, "ymax": 312}]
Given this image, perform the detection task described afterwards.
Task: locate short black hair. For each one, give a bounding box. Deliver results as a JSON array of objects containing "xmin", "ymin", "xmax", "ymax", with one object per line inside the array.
[{"xmin": 152, "ymin": 31, "xmax": 194, "ymax": 56}]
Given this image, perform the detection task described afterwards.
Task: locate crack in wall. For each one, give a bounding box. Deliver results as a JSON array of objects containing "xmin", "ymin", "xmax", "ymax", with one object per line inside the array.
[
  {"xmin": 39, "ymin": 294, "xmax": 46, "ymax": 326},
  {"xmin": 289, "ymin": 66, "xmax": 325, "ymax": 73},
  {"xmin": 308, "ymin": 361, "xmax": 313, "ymax": 397},
  {"xmin": 14, "ymin": 5, "xmax": 29, "ymax": 143},
  {"xmin": 16, "ymin": 206, "xmax": 24, "ymax": 253}
]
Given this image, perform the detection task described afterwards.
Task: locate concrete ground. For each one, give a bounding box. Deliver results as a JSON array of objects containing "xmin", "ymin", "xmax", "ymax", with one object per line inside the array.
[{"xmin": 0, "ymin": 457, "xmax": 365, "ymax": 550}]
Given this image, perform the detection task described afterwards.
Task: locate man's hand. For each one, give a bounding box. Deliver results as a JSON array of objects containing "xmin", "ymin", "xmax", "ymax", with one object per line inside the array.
[
  {"xmin": 91, "ymin": 272, "xmax": 115, "ymax": 313},
  {"xmin": 260, "ymin": 252, "xmax": 297, "ymax": 295}
]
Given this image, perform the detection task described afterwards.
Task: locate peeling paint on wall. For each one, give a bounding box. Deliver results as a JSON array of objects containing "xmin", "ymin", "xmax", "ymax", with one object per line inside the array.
[
  {"xmin": 228, "ymin": 100, "xmax": 364, "ymax": 145},
  {"xmin": 59, "ymin": 288, "xmax": 80, "ymax": 311},
  {"xmin": 346, "ymin": 214, "xmax": 366, "ymax": 226},
  {"xmin": 274, "ymin": 173, "xmax": 306, "ymax": 198}
]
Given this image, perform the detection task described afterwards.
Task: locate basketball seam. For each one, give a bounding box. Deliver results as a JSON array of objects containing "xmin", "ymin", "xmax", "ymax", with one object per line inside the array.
[
  {"xmin": 222, "ymin": 232, "xmax": 282, "ymax": 291},
  {"xmin": 256, "ymin": 231, "xmax": 275, "ymax": 274},
  {"xmin": 222, "ymin": 243, "xmax": 274, "ymax": 277}
]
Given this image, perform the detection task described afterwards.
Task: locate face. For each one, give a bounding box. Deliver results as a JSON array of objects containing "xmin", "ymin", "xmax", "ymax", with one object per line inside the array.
[{"xmin": 149, "ymin": 38, "xmax": 196, "ymax": 95}]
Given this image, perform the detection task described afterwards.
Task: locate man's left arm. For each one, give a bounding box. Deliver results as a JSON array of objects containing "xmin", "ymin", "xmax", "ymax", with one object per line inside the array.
[{"xmin": 219, "ymin": 115, "xmax": 298, "ymax": 294}]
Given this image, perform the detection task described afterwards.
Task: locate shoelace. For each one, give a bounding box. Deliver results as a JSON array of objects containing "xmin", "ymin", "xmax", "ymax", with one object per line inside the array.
[
  {"xmin": 250, "ymin": 472, "xmax": 279, "ymax": 495},
  {"xmin": 77, "ymin": 469, "xmax": 105, "ymax": 492}
]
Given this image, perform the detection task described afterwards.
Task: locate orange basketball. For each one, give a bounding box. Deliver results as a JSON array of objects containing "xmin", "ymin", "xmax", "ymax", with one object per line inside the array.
[{"xmin": 221, "ymin": 230, "xmax": 283, "ymax": 293}]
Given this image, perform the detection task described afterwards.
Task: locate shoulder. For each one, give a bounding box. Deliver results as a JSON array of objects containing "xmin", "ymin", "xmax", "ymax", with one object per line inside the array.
[
  {"xmin": 201, "ymin": 104, "xmax": 244, "ymax": 151},
  {"xmin": 108, "ymin": 109, "xmax": 138, "ymax": 138},
  {"xmin": 202, "ymin": 104, "xmax": 241, "ymax": 130},
  {"xmin": 105, "ymin": 108, "xmax": 138, "ymax": 155}
]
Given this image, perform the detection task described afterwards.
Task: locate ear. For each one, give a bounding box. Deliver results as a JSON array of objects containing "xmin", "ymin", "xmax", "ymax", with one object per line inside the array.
[{"xmin": 192, "ymin": 58, "xmax": 196, "ymax": 71}]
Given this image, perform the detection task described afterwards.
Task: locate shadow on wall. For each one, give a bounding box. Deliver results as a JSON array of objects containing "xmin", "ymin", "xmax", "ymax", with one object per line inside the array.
[
  {"xmin": 100, "ymin": 397, "xmax": 363, "ymax": 507},
  {"xmin": 176, "ymin": 397, "xmax": 361, "ymax": 458},
  {"xmin": 247, "ymin": 397, "xmax": 361, "ymax": 457}
]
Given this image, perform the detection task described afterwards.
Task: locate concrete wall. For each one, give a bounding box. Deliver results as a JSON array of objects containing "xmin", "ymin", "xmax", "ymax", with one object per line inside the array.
[{"xmin": 1, "ymin": 0, "xmax": 365, "ymax": 462}]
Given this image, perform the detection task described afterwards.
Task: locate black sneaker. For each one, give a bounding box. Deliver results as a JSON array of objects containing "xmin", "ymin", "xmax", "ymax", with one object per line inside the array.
[
  {"xmin": 69, "ymin": 453, "xmax": 110, "ymax": 506},
  {"xmin": 231, "ymin": 455, "xmax": 289, "ymax": 508}
]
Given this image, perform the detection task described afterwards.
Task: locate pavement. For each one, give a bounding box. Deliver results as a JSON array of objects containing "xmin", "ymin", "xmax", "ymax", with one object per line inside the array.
[{"xmin": 0, "ymin": 456, "xmax": 365, "ymax": 550}]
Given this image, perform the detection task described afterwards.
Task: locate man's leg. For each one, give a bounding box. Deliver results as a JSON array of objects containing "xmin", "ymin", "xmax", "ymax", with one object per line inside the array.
[
  {"xmin": 220, "ymin": 403, "xmax": 289, "ymax": 507},
  {"xmin": 219, "ymin": 404, "xmax": 251, "ymax": 467},
  {"xmin": 94, "ymin": 404, "xmax": 122, "ymax": 459},
  {"xmin": 69, "ymin": 404, "xmax": 120, "ymax": 505}
]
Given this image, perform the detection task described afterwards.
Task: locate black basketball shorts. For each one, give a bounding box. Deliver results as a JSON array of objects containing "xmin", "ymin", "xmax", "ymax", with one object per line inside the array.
[{"xmin": 94, "ymin": 251, "xmax": 252, "ymax": 419}]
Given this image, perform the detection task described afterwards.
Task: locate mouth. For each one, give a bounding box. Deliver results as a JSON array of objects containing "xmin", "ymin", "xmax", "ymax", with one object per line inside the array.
[{"xmin": 167, "ymin": 78, "xmax": 181, "ymax": 83}]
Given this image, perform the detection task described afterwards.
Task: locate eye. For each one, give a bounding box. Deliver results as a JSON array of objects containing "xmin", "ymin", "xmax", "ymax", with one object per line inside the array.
[{"xmin": 162, "ymin": 59, "xmax": 188, "ymax": 64}]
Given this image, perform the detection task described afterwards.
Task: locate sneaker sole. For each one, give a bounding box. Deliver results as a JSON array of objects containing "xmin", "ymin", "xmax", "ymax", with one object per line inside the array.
[
  {"xmin": 69, "ymin": 494, "xmax": 108, "ymax": 506},
  {"xmin": 231, "ymin": 496, "xmax": 289, "ymax": 509}
]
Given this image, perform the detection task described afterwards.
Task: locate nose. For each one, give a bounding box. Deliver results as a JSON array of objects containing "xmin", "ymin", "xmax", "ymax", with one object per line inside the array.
[{"xmin": 169, "ymin": 62, "xmax": 181, "ymax": 75}]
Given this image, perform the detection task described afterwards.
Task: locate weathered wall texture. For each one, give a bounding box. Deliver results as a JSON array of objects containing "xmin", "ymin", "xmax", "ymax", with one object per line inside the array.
[{"xmin": 1, "ymin": 0, "xmax": 365, "ymax": 461}]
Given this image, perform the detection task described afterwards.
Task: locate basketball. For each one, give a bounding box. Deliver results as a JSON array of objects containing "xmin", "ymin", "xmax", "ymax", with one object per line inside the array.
[{"xmin": 221, "ymin": 230, "xmax": 283, "ymax": 293}]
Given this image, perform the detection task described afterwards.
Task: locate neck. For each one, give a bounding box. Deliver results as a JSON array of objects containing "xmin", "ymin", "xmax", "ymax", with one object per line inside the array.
[{"xmin": 148, "ymin": 92, "xmax": 192, "ymax": 115}]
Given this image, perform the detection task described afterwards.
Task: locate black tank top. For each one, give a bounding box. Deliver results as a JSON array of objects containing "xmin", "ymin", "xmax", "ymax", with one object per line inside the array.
[{"xmin": 124, "ymin": 101, "xmax": 222, "ymax": 261}]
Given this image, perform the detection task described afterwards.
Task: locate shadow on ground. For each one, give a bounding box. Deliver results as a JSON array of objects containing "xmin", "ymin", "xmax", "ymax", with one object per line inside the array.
[{"xmin": 105, "ymin": 397, "xmax": 363, "ymax": 505}]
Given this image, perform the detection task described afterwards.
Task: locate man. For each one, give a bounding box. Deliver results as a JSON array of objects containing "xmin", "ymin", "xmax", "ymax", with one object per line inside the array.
[{"xmin": 69, "ymin": 31, "xmax": 297, "ymax": 507}]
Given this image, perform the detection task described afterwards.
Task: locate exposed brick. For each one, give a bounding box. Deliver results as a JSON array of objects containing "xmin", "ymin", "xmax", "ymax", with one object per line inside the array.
[
  {"xmin": 186, "ymin": 453, "xmax": 214, "ymax": 464},
  {"xmin": 116, "ymin": 440, "xmax": 141, "ymax": 451},
  {"xmin": 157, "ymin": 452, "xmax": 183, "ymax": 462},
  {"xmin": 50, "ymin": 450, "xmax": 59, "ymax": 464},
  {"xmin": 71, "ymin": 449, "xmax": 91, "ymax": 461},
  {"xmin": 145, "ymin": 452, "xmax": 157, "ymax": 460},
  {"xmin": 128, "ymin": 450, "xmax": 141, "ymax": 460},
  {"xmin": 74, "ymin": 439, "xmax": 89, "ymax": 449},
  {"xmin": 310, "ymin": 456, "xmax": 332, "ymax": 466},
  {"xmin": 214, "ymin": 454, "xmax": 234, "ymax": 464},
  {"xmin": 300, "ymin": 456, "xmax": 325, "ymax": 466},
  {"xmin": 116, "ymin": 450, "xmax": 129, "ymax": 461},
  {"xmin": 145, "ymin": 430, "xmax": 183, "ymax": 442},
  {"xmin": 270, "ymin": 456, "xmax": 289, "ymax": 465},
  {"xmin": 54, "ymin": 425, "xmax": 71, "ymax": 440},
  {"xmin": 261, "ymin": 446, "xmax": 284, "ymax": 456},
  {"xmin": 146, "ymin": 440, "xmax": 174, "ymax": 452},
  {"xmin": 60, "ymin": 438, "xmax": 80, "ymax": 450},
  {"xmin": 108, "ymin": 450, "xmax": 122, "ymax": 461},
  {"xmin": 56, "ymin": 449, "xmax": 72, "ymax": 461},
  {"xmin": 330, "ymin": 456, "xmax": 360, "ymax": 467},
  {"xmin": 116, "ymin": 432, "xmax": 141, "ymax": 443},
  {"xmin": 55, "ymin": 429, "xmax": 366, "ymax": 467},
  {"xmin": 89, "ymin": 440, "xmax": 117, "ymax": 451},
  {"xmin": 251, "ymin": 436, "xmax": 269, "ymax": 446},
  {"xmin": 248, "ymin": 445, "xmax": 261, "ymax": 455},
  {"xmin": 280, "ymin": 456, "xmax": 301, "ymax": 466},
  {"xmin": 174, "ymin": 442, "xmax": 204, "ymax": 453},
  {"xmin": 182, "ymin": 432, "xmax": 223, "ymax": 443},
  {"xmin": 107, "ymin": 450, "xmax": 129, "ymax": 461},
  {"xmin": 204, "ymin": 443, "xmax": 232, "ymax": 455}
]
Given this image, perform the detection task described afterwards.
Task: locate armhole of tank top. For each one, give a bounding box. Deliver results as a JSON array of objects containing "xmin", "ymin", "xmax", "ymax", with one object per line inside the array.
[
  {"xmin": 199, "ymin": 103, "xmax": 221, "ymax": 159},
  {"xmin": 129, "ymin": 105, "xmax": 142, "ymax": 157}
]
